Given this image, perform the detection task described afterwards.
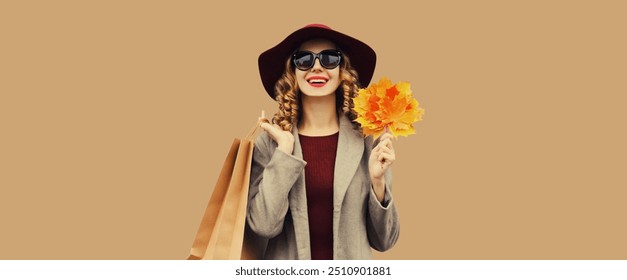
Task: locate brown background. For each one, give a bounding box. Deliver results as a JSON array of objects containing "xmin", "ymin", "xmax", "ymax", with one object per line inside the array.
[{"xmin": 1, "ymin": 1, "xmax": 626, "ymax": 259}]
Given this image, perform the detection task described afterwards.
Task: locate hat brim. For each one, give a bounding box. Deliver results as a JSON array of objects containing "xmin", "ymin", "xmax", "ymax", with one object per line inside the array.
[{"xmin": 258, "ymin": 25, "xmax": 376, "ymax": 99}]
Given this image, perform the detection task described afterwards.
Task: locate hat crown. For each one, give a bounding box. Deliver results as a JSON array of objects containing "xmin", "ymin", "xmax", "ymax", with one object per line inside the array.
[{"xmin": 304, "ymin": 23, "xmax": 332, "ymax": 30}]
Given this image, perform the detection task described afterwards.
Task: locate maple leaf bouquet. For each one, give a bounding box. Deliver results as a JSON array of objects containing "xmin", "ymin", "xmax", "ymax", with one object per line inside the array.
[{"xmin": 353, "ymin": 77, "xmax": 424, "ymax": 139}]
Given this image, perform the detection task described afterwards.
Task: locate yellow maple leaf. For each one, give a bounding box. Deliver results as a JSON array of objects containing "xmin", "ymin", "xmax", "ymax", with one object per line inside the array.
[{"xmin": 353, "ymin": 77, "xmax": 424, "ymax": 138}]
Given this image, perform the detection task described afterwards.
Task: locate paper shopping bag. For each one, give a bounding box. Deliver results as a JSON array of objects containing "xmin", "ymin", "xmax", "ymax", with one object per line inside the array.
[{"xmin": 187, "ymin": 123, "xmax": 265, "ymax": 260}]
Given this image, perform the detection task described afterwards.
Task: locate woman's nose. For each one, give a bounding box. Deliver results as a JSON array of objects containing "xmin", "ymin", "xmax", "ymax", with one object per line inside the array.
[{"xmin": 310, "ymin": 58, "xmax": 323, "ymax": 71}]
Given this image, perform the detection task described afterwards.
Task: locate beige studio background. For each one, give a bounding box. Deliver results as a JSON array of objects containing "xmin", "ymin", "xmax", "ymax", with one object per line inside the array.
[{"xmin": 1, "ymin": 1, "xmax": 626, "ymax": 259}]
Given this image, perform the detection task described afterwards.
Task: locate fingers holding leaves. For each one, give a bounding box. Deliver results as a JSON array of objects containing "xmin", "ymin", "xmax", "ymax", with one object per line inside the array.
[
  {"xmin": 377, "ymin": 133, "xmax": 395, "ymax": 150},
  {"xmin": 375, "ymin": 132, "xmax": 396, "ymax": 164}
]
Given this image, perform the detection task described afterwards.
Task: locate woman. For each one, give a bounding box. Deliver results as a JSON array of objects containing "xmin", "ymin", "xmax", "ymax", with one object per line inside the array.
[{"xmin": 247, "ymin": 24, "xmax": 400, "ymax": 260}]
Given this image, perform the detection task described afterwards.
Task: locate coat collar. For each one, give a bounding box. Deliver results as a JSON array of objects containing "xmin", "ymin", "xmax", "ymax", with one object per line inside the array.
[{"xmin": 289, "ymin": 114, "xmax": 364, "ymax": 259}]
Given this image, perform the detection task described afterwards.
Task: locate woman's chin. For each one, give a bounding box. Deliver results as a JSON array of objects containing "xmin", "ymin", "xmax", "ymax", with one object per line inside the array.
[{"xmin": 301, "ymin": 87, "xmax": 336, "ymax": 97}]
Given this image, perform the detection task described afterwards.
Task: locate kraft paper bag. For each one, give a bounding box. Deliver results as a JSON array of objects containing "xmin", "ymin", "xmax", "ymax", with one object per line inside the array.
[{"xmin": 187, "ymin": 123, "xmax": 266, "ymax": 260}]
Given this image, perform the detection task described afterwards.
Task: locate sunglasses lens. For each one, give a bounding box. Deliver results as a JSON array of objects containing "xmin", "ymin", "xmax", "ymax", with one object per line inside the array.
[
  {"xmin": 292, "ymin": 50, "xmax": 341, "ymax": 70},
  {"xmin": 293, "ymin": 52, "xmax": 314, "ymax": 70},
  {"xmin": 320, "ymin": 51, "xmax": 341, "ymax": 68}
]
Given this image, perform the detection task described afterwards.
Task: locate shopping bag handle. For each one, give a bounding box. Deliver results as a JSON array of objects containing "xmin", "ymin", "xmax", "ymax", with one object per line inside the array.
[{"xmin": 244, "ymin": 118, "xmax": 269, "ymax": 141}]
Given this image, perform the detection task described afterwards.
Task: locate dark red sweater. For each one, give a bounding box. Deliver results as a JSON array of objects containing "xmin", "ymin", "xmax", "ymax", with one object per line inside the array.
[{"xmin": 298, "ymin": 132, "xmax": 339, "ymax": 260}]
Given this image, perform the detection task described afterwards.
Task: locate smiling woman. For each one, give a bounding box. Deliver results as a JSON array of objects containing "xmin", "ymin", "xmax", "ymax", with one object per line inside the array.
[
  {"xmin": 247, "ymin": 24, "xmax": 400, "ymax": 260},
  {"xmin": 294, "ymin": 40, "xmax": 342, "ymax": 98}
]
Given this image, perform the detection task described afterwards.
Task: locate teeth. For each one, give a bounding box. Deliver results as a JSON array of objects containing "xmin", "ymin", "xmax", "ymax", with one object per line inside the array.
[{"xmin": 308, "ymin": 79, "xmax": 326, "ymax": 83}]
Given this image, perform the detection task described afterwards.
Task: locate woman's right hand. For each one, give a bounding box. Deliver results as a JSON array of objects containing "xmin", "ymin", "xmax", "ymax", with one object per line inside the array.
[{"xmin": 258, "ymin": 111, "xmax": 294, "ymax": 155}]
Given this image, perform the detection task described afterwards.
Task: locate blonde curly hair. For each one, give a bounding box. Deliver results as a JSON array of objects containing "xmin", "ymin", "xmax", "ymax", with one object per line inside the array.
[{"xmin": 271, "ymin": 51, "xmax": 362, "ymax": 132}]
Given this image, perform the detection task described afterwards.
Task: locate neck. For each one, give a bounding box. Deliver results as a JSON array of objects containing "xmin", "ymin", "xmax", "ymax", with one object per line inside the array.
[{"xmin": 298, "ymin": 93, "xmax": 339, "ymax": 136}]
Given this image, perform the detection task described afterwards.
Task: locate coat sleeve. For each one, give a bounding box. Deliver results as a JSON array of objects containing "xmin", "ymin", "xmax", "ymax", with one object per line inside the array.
[
  {"xmin": 365, "ymin": 138, "xmax": 400, "ymax": 252},
  {"xmin": 246, "ymin": 132, "xmax": 306, "ymax": 238}
]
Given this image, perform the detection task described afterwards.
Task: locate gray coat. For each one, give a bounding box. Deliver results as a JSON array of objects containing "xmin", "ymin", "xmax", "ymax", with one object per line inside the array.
[{"xmin": 246, "ymin": 114, "xmax": 400, "ymax": 259}]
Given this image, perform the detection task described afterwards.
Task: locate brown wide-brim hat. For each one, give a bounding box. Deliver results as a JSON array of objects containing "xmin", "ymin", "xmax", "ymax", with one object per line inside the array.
[{"xmin": 258, "ymin": 23, "xmax": 376, "ymax": 99}]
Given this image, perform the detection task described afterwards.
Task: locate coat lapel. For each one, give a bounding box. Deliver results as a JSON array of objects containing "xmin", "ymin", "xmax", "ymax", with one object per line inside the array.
[
  {"xmin": 333, "ymin": 115, "xmax": 364, "ymax": 209},
  {"xmin": 333, "ymin": 115, "xmax": 364, "ymax": 259},
  {"xmin": 288, "ymin": 125, "xmax": 311, "ymax": 259}
]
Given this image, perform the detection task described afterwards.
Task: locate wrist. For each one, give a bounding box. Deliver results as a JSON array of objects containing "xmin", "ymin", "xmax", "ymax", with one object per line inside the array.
[
  {"xmin": 278, "ymin": 144, "xmax": 293, "ymax": 155},
  {"xmin": 372, "ymin": 176, "xmax": 385, "ymax": 189},
  {"xmin": 371, "ymin": 177, "xmax": 385, "ymax": 203}
]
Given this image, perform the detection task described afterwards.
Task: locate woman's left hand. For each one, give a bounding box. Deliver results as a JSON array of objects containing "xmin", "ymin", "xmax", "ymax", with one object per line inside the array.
[{"xmin": 368, "ymin": 132, "xmax": 396, "ymax": 183}]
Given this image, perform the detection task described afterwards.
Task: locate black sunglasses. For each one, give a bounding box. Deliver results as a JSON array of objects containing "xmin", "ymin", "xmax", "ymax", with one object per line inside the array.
[{"xmin": 292, "ymin": 49, "xmax": 342, "ymax": 71}]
